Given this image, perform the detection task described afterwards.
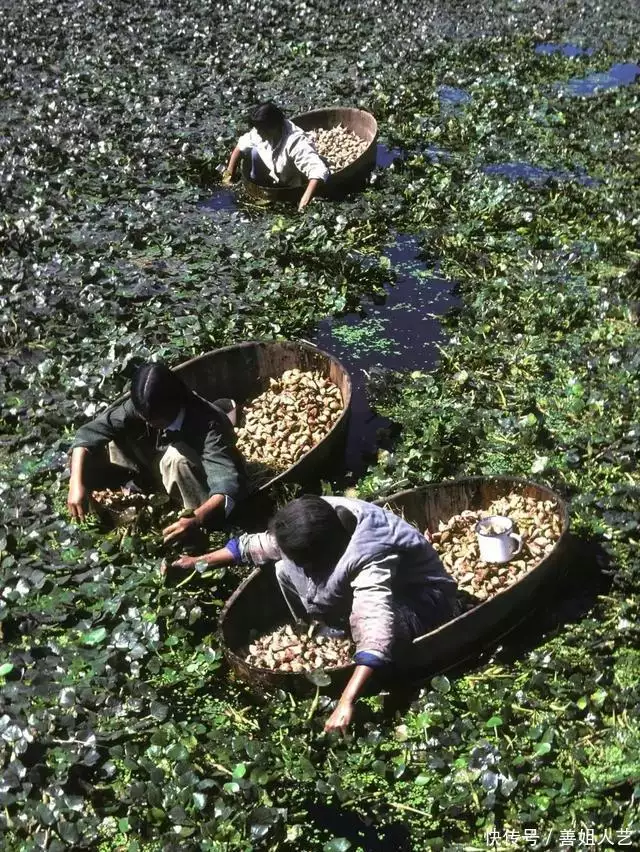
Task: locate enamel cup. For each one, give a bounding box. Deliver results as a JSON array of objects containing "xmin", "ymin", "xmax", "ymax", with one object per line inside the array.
[{"xmin": 475, "ymin": 515, "xmax": 523, "ymax": 563}]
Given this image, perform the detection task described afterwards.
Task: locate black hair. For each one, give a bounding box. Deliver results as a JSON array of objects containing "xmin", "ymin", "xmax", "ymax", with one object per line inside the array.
[
  {"xmin": 248, "ymin": 101, "xmax": 286, "ymax": 129},
  {"xmin": 130, "ymin": 362, "xmax": 190, "ymax": 423},
  {"xmin": 270, "ymin": 496, "xmax": 352, "ymax": 571}
]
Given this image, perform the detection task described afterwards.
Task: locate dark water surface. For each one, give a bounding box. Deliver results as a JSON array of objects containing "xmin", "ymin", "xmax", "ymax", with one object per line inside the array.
[
  {"xmin": 483, "ymin": 161, "xmax": 596, "ymax": 186},
  {"xmin": 535, "ymin": 42, "xmax": 594, "ymax": 57},
  {"xmin": 561, "ymin": 61, "xmax": 640, "ymax": 95},
  {"xmin": 311, "ymin": 234, "xmax": 459, "ymax": 478},
  {"xmin": 200, "ymin": 167, "xmax": 459, "ymax": 481}
]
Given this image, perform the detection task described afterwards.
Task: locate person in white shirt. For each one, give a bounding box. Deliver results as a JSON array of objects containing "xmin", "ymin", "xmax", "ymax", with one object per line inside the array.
[{"xmin": 223, "ymin": 102, "xmax": 330, "ymax": 211}]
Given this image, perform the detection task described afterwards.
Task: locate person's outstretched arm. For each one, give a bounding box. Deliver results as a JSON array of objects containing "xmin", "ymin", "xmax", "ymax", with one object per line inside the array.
[
  {"xmin": 298, "ymin": 178, "xmax": 322, "ymax": 211},
  {"xmin": 68, "ymin": 446, "xmax": 91, "ymax": 520},
  {"xmin": 223, "ymin": 147, "xmax": 242, "ymax": 184},
  {"xmin": 324, "ymin": 664, "xmax": 375, "ymax": 733},
  {"xmin": 171, "ymin": 531, "xmax": 281, "ymax": 570},
  {"xmin": 68, "ymin": 401, "xmax": 137, "ymax": 520}
]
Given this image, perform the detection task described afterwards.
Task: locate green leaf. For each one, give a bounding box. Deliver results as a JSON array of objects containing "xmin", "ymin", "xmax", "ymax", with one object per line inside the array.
[
  {"xmin": 431, "ymin": 675, "xmax": 451, "ymax": 693},
  {"xmin": 306, "ymin": 669, "xmax": 332, "ymax": 687},
  {"xmin": 531, "ymin": 455, "xmax": 549, "ymax": 474},
  {"xmin": 485, "ymin": 715, "xmax": 503, "ymax": 728},
  {"xmin": 118, "ymin": 817, "xmax": 130, "ymax": 833},
  {"xmin": 323, "ymin": 839, "xmax": 352, "ymax": 852},
  {"xmin": 533, "ymin": 742, "xmax": 552, "ymax": 757},
  {"xmin": 0, "ymin": 663, "xmax": 14, "ymax": 677},
  {"xmin": 232, "ymin": 762, "xmax": 247, "ymax": 779},
  {"xmin": 81, "ymin": 627, "xmax": 107, "ymax": 646}
]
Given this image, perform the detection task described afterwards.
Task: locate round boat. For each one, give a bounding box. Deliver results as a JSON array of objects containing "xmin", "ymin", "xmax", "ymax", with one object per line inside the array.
[
  {"xmin": 241, "ymin": 106, "xmax": 378, "ymax": 203},
  {"xmin": 218, "ymin": 476, "xmax": 570, "ymax": 696},
  {"xmin": 108, "ymin": 340, "xmax": 352, "ymax": 494}
]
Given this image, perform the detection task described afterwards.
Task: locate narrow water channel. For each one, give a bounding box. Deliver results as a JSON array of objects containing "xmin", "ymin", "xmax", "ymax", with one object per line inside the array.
[{"xmin": 311, "ymin": 233, "xmax": 459, "ymax": 479}]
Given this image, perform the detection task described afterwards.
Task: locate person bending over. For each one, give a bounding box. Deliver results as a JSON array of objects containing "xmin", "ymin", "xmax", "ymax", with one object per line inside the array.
[
  {"xmin": 67, "ymin": 362, "xmax": 247, "ymax": 544},
  {"xmin": 173, "ymin": 495, "xmax": 458, "ymax": 732},
  {"xmin": 223, "ymin": 101, "xmax": 330, "ymax": 211}
]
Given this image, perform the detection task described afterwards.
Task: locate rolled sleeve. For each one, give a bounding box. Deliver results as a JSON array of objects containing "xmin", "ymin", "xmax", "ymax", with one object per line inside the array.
[
  {"xmin": 236, "ymin": 130, "xmax": 257, "ymax": 154},
  {"xmin": 349, "ymin": 554, "xmax": 399, "ymax": 663},
  {"xmin": 288, "ymin": 135, "xmax": 331, "ymax": 182},
  {"xmin": 237, "ymin": 532, "xmax": 282, "ymax": 565}
]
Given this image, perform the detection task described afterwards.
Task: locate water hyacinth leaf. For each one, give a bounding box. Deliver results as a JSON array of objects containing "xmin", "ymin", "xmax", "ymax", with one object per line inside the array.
[
  {"xmin": 0, "ymin": 663, "xmax": 13, "ymax": 677},
  {"xmin": 323, "ymin": 839, "xmax": 352, "ymax": 852},
  {"xmin": 485, "ymin": 716, "xmax": 503, "ymax": 728},
  {"xmin": 533, "ymin": 742, "xmax": 552, "ymax": 758},
  {"xmin": 59, "ymin": 688, "xmax": 76, "ymax": 707},
  {"xmin": 81, "ymin": 627, "xmax": 107, "ymax": 646},
  {"xmin": 431, "ymin": 675, "xmax": 451, "ymax": 693},
  {"xmin": 149, "ymin": 701, "xmax": 169, "ymax": 721},
  {"xmin": 306, "ymin": 669, "xmax": 332, "ymax": 687},
  {"xmin": 232, "ymin": 762, "xmax": 247, "ymax": 779}
]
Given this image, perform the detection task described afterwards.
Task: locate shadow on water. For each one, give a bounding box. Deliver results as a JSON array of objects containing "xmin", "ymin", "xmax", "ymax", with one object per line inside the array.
[
  {"xmin": 483, "ymin": 161, "xmax": 596, "ymax": 187},
  {"xmin": 310, "ymin": 234, "xmax": 460, "ymax": 479},
  {"xmin": 535, "ymin": 42, "xmax": 594, "ymax": 58},
  {"xmin": 560, "ymin": 62, "xmax": 640, "ymax": 96}
]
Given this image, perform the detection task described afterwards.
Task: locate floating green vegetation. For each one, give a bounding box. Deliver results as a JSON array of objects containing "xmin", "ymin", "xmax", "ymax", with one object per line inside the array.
[
  {"xmin": 2, "ymin": 0, "xmax": 640, "ymax": 850},
  {"xmin": 330, "ymin": 318, "xmax": 400, "ymax": 357}
]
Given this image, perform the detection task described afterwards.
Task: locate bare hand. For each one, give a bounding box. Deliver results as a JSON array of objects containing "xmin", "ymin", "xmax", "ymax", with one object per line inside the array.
[
  {"xmin": 68, "ymin": 482, "xmax": 90, "ymax": 521},
  {"xmin": 162, "ymin": 516, "xmax": 199, "ymax": 544},
  {"xmin": 171, "ymin": 554, "xmax": 201, "ymax": 570},
  {"xmin": 324, "ymin": 699, "xmax": 353, "ymax": 734}
]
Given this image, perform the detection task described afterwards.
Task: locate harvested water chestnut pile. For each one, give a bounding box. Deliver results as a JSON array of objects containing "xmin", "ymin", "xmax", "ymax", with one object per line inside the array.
[
  {"xmin": 307, "ymin": 125, "xmax": 369, "ymax": 171},
  {"xmin": 91, "ymin": 488, "xmax": 149, "ymax": 510},
  {"xmin": 245, "ymin": 624, "xmax": 354, "ymax": 672},
  {"xmin": 430, "ymin": 493, "xmax": 563, "ymax": 601},
  {"xmin": 235, "ymin": 369, "xmax": 343, "ymax": 471}
]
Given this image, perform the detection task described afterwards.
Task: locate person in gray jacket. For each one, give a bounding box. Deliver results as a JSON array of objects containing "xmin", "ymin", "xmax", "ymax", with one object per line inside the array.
[{"xmin": 172, "ymin": 495, "xmax": 458, "ymax": 732}]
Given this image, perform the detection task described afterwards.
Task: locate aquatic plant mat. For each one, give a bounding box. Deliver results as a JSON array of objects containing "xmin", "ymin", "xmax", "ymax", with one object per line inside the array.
[{"xmin": 1, "ymin": 0, "xmax": 640, "ymax": 849}]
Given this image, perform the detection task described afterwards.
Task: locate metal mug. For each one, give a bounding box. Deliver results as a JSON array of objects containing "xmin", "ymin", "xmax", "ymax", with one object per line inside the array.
[{"xmin": 475, "ymin": 515, "xmax": 523, "ymax": 563}]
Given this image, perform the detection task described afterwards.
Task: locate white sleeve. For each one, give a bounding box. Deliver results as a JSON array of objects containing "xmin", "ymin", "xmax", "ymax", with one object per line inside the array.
[
  {"xmin": 236, "ymin": 131, "xmax": 255, "ymax": 154},
  {"xmin": 288, "ymin": 134, "xmax": 331, "ymax": 182},
  {"xmin": 237, "ymin": 531, "xmax": 282, "ymax": 565}
]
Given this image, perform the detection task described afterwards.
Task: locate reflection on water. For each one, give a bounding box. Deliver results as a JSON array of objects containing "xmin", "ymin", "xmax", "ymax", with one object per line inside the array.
[
  {"xmin": 535, "ymin": 43, "xmax": 594, "ymax": 58},
  {"xmin": 438, "ymin": 85, "xmax": 471, "ymax": 115},
  {"xmin": 376, "ymin": 142, "xmax": 405, "ymax": 168},
  {"xmin": 484, "ymin": 161, "xmax": 595, "ymax": 186},
  {"xmin": 200, "ymin": 187, "xmax": 238, "ymax": 213},
  {"xmin": 311, "ymin": 234, "xmax": 459, "ymax": 477},
  {"xmin": 560, "ymin": 62, "xmax": 640, "ymax": 96}
]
